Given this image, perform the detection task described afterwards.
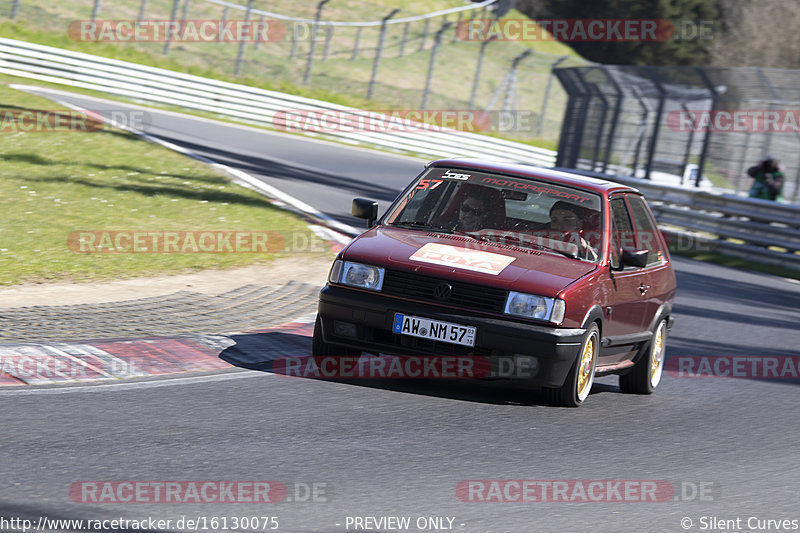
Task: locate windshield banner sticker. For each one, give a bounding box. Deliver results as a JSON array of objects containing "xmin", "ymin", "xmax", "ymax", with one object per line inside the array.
[
  {"xmin": 409, "ymin": 243, "xmax": 515, "ymax": 275},
  {"xmin": 480, "ymin": 177, "xmax": 592, "ymax": 204},
  {"xmin": 441, "ymin": 170, "xmax": 472, "ymax": 180}
]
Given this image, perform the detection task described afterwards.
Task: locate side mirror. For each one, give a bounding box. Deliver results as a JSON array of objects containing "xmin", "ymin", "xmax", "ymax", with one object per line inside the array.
[
  {"xmin": 621, "ymin": 249, "xmax": 649, "ymax": 268},
  {"xmin": 352, "ymin": 198, "xmax": 379, "ymax": 227}
]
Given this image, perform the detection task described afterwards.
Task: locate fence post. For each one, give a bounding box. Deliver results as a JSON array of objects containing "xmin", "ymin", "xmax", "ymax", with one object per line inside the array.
[
  {"xmin": 536, "ymin": 55, "xmax": 569, "ymax": 137},
  {"xmin": 421, "ymin": 22, "xmax": 452, "ymax": 110},
  {"xmin": 589, "ymin": 85, "xmax": 609, "ymax": 172},
  {"xmin": 303, "ymin": 0, "xmax": 330, "ymax": 85},
  {"xmin": 452, "ymin": 12, "xmax": 461, "ymax": 43},
  {"xmin": 643, "ymin": 67, "xmax": 666, "ymax": 181},
  {"xmin": 486, "ymin": 49, "xmax": 531, "ymax": 112},
  {"xmin": 179, "ymin": 0, "xmax": 191, "ymax": 44},
  {"xmin": 218, "ymin": 7, "xmax": 228, "ymax": 43},
  {"xmin": 91, "ymin": 0, "xmax": 101, "ymax": 21},
  {"xmin": 322, "ymin": 26, "xmax": 334, "ymax": 60},
  {"xmin": 735, "ymin": 130, "xmax": 753, "ymax": 191},
  {"xmin": 793, "ymin": 150, "xmax": 800, "ymax": 203},
  {"xmin": 599, "ymin": 67, "xmax": 623, "ymax": 174},
  {"xmin": 234, "ymin": 0, "xmax": 255, "ymax": 76},
  {"xmin": 163, "ymin": 0, "xmax": 180, "ymax": 54},
  {"xmin": 756, "ymin": 68, "xmax": 779, "ymax": 158},
  {"xmin": 254, "ymin": 16, "xmax": 263, "ymax": 50},
  {"xmin": 10, "ymin": 0, "xmax": 20, "ymax": 19},
  {"xmin": 418, "ymin": 18, "xmax": 430, "ymax": 52},
  {"xmin": 398, "ymin": 22, "xmax": 409, "ymax": 56},
  {"xmin": 629, "ymin": 86, "xmax": 651, "ymax": 177},
  {"xmin": 290, "ymin": 22, "xmax": 300, "ymax": 59},
  {"xmin": 351, "ymin": 27, "xmax": 362, "ymax": 60},
  {"xmin": 367, "ymin": 8, "xmax": 400, "ymax": 100},
  {"xmin": 679, "ymin": 103, "xmax": 697, "ymax": 185},
  {"xmin": 694, "ymin": 67, "xmax": 719, "ymax": 187},
  {"xmin": 469, "ymin": 35, "xmax": 496, "ymax": 110}
]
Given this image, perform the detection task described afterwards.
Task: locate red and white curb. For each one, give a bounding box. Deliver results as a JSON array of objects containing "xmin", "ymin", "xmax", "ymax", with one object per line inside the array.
[{"xmin": 0, "ymin": 317, "xmax": 315, "ymax": 387}]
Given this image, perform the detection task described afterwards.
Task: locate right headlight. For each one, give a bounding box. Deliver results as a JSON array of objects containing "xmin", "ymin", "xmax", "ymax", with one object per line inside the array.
[
  {"xmin": 329, "ymin": 260, "xmax": 385, "ymax": 291},
  {"xmin": 504, "ymin": 291, "xmax": 565, "ymax": 323}
]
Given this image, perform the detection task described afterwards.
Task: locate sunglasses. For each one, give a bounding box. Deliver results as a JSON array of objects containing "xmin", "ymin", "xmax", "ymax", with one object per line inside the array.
[{"xmin": 460, "ymin": 204, "xmax": 482, "ymax": 216}]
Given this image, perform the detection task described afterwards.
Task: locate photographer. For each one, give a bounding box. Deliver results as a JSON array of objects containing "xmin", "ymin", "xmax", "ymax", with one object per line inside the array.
[{"xmin": 747, "ymin": 155, "xmax": 784, "ymax": 201}]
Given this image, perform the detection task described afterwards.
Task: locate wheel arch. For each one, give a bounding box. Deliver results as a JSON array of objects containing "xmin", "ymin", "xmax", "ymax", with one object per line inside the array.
[{"xmin": 580, "ymin": 304, "xmax": 604, "ymax": 339}]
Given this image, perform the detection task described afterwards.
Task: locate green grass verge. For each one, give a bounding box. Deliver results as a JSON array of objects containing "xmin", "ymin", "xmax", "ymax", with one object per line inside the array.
[{"xmin": 0, "ymin": 82, "xmax": 327, "ymax": 286}]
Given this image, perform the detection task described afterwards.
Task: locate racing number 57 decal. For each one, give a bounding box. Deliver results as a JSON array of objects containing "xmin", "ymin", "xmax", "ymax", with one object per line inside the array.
[{"xmin": 416, "ymin": 179, "xmax": 444, "ymax": 190}]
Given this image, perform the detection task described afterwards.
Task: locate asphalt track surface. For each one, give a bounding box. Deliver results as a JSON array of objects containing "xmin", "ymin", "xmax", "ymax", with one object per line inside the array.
[{"xmin": 2, "ymin": 89, "xmax": 799, "ymax": 533}]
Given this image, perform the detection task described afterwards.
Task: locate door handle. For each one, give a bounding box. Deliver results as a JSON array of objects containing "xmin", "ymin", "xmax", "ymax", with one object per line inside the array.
[{"xmin": 639, "ymin": 283, "xmax": 650, "ymax": 295}]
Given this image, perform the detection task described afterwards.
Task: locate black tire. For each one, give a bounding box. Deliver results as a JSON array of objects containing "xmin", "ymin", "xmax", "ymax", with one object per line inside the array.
[
  {"xmin": 311, "ymin": 315, "xmax": 361, "ymax": 357},
  {"xmin": 543, "ymin": 323, "xmax": 599, "ymax": 407},
  {"xmin": 619, "ymin": 317, "xmax": 668, "ymax": 394}
]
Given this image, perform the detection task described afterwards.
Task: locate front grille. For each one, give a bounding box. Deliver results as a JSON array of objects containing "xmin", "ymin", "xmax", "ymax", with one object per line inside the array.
[{"xmin": 382, "ymin": 269, "xmax": 508, "ymax": 313}]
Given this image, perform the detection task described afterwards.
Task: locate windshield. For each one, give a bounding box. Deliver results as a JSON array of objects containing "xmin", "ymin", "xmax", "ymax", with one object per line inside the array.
[{"xmin": 384, "ymin": 167, "xmax": 604, "ymax": 262}]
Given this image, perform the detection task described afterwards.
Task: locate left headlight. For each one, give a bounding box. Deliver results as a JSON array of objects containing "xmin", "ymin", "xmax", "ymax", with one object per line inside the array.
[
  {"xmin": 504, "ymin": 291, "xmax": 565, "ymax": 323},
  {"xmin": 329, "ymin": 260, "xmax": 385, "ymax": 291}
]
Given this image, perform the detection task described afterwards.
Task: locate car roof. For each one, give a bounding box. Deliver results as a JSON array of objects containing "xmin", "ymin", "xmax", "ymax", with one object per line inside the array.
[{"xmin": 429, "ymin": 158, "xmax": 640, "ymax": 196}]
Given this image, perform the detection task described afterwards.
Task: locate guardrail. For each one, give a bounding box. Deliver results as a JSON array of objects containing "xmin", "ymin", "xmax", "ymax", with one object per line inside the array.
[
  {"xmin": 563, "ymin": 169, "xmax": 800, "ymax": 272},
  {"xmin": 1, "ymin": 37, "xmax": 798, "ymax": 272},
  {"xmin": 0, "ymin": 37, "xmax": 557, "ymax": 166}
]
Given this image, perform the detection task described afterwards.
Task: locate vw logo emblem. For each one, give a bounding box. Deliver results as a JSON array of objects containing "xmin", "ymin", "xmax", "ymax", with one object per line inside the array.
[{"xmin": 433, "ymin": 283, "xmax": 452, "ymax": 300}]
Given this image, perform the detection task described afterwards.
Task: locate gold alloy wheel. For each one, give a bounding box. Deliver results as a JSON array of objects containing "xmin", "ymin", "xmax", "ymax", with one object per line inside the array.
[
  {"xmin": 650, "ymin": 321, "xmax": 666, "ymax": 387},
  {"xmin": 577, "ymin": 333, "xmax": 597, "ymax": 400}
]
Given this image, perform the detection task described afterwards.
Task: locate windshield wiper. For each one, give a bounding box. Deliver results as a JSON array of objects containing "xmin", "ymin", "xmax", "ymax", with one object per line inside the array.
[
  {"xmin": 390, "ymin": 221, "xmax": 453, "ymax": 232},
  {"xmin": 544, "ymin": 246, "xmax": 579, "ymax": 260}
]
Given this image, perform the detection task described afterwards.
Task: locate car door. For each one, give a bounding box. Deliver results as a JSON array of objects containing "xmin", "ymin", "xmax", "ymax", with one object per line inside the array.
[
  {"xmin": 624, "ymin": 193, "xmax": 674, "ymax": 330},
  {"xmin": 602, "ymin": 196, "xmax": 652, "ymax": 345}
]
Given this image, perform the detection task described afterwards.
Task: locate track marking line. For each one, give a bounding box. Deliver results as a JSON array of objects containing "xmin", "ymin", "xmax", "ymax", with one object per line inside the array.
[{"xmin": 0, "ymin": 369, "xmax": 272, "ymax": 396}]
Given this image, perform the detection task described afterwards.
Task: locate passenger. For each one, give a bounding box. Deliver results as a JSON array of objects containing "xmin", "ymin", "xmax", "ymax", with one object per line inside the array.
[
  {"xmin": 549, "ymin": 201, "xmax": 584, "ymax": 233},
  {"xmin": 548, "ymin": 201, "xmax": 598, "ymax": 260}
]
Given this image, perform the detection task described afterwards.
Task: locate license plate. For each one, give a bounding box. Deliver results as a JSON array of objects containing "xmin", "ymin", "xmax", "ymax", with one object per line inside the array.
[{"xmin": 392, "ymin": 313, "xmax": 476, "ymax": 347}]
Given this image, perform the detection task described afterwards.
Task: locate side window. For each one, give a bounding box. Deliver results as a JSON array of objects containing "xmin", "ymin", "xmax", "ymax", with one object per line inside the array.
[
  {"xmin": 626, "ymin": 195, "xmax": 665, "ymax": 266},
  {"xmin": 609, "ymin": 197, "xmax": 635, "ymax": 269}
]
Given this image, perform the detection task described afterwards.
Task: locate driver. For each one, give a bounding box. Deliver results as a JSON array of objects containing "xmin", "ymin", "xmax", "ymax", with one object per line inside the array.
[{"xmin": 455, "ymin": 191, "xmax": 490, "ymax": 232}]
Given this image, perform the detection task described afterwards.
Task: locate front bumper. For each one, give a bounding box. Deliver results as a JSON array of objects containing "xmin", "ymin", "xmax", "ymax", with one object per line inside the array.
[{"xmin": 317, "ymin": 284, "xmax": 586, "ymax": 387}]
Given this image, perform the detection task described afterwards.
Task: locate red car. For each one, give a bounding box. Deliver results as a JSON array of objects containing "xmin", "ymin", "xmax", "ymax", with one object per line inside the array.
[{"xmin": 313, "ymin": 159, "xmax": 676, "ymax": 406}]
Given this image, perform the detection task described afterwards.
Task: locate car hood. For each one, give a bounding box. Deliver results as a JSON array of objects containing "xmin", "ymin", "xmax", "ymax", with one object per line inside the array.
[{"xmin": 341, "ymin": 226, "xmax": 597, "ymax": 297}]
